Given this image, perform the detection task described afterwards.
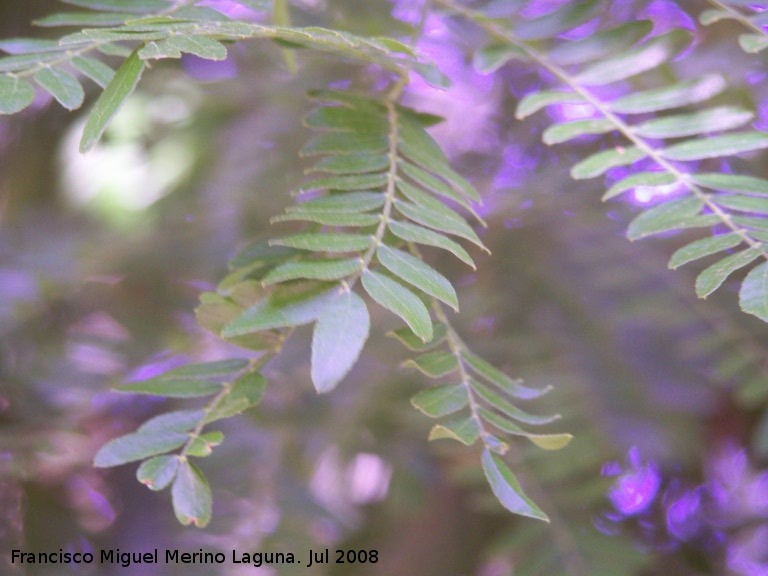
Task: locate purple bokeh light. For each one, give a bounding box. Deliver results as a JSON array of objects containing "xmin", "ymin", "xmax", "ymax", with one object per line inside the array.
[{"xmin": 606, "ymin": 447, "xmax": 661, "ymax": 516}]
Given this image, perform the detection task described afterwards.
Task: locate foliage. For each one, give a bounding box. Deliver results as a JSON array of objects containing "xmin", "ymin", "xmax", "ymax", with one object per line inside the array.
[{"xmin": 2, "ymin": 0, "xmax": 768, "ymax": 573}]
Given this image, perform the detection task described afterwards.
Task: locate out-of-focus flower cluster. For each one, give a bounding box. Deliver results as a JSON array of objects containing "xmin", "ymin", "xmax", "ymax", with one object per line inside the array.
[{"xmin": 599, "ymin": 445, "xmax": 768, "ymax": 575}]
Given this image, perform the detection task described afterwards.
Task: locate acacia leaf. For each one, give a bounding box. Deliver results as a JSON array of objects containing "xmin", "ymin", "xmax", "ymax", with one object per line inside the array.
[
  {"xmin": 482, "ymin": 449, "xmax": 549, "ymax": 521},
  {"xmin": 609, "ymin": 74, "xmax": 726, "ymax": 114},
  {"xmin": 94, "ymin": 431, "xmax": 188, "ymax": 467},
  {"xmin": 428, "ymin": 416, "xmax": 480, "ymax": 445},
  {"xmin": 172, "ymin": 460, "xmax": 212, "ymax": 527},
  {"xmin": 33, "ymin": 68, "xmax": 84, "ymax": 110},
  {"xmin": 411, "ymin": 384, "xmax": 468, "ymax": 417},
  {"xmin": 388, "ymin": 220, "xmax": 475, "ymax": 268},
  {"xmin": 693, "ymin": 174, "xmax": 768, "ymax": 195},
  {"xmin": 603, "ymin": 172, "xmax": 677, "ymax": 201},
  {"xmin": 571, "ymin": 147, "xmax": 645, "ymax": 179},
  {"xmin": 261, "ymin": 258, "xmax": 363, "ymax": 285},
  {"xmin": 516, "ymin": 90, "xmax": 585, "ymax": 119},
  {"xmin": 632, "ymin": 106, "xmax": 753, "ymax": 139},
  {"xmin": 270, "ymin": 233, "xmax": 374, "ymax": 252},
  {"xmin": 695, "ymin": 247, "xmax": 763, "ymax": 298},
  {"xmin": 376, "ymin": 244, "xmax": 459, "ymax": 311},
  {"xmin": 668, "ymin": 233, "xmax": 743, "ymax": 269},
  {"xmin": 311, "ymin": 290, "xmax": 369, "ymax": 393},
  {"xmin": 660, "ymin": 132, "xmax": 768, "ymax": 161},
  {"xmin": 361, "ymin": 270, "xmax": 432, "ymax": 342},
  {"xmin": 542, "ymin": 119, "xmax": 615, "ymax": 145},
  {"xmin": 80, "ymin": 48, "xmax": 145, "ymax": 152},
  {"xmin": 71, "ymin": 56, "xmax": 115, "ymax": 88},
  {"xmin": 137, "ymin": 455, "xmax": 179, "ymax": 491},
  {"xmin": 403, "ymin": 351, "xmax": 459, "ymax": 378},
  {"xmin": 626, "ymin": 197, "xmax": 704, "ymax": 240},
  {"xmin": 205, "ymin": 371, "xmax": 266, "ymax": 423},
  {"xmin": 574, "ymin": 30, "xmax": 692, "ymax": 86},
  {"xmin": 740, "ymin": 262, "xmax": 768, "ymax": 322},
  {"xmin": 0, "ymin": 75, "xmax": 35, "ymax": 114}
]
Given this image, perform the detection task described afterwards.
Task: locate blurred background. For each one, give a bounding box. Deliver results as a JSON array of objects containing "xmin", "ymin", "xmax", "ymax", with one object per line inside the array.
[{"xmin": 2, "ymin": 0, "xmax": 768, "ymax": 574}]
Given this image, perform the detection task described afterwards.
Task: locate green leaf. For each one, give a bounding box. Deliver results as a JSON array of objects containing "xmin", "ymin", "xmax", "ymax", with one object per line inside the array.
[
  {"xmin": 287, "ymin": 191, "xmax": 385, "ymax": 213},
  {"xmin": 575, "ymin": 30, "xmax": 692, "ymax": 86},
  {"xmin": 376, "ymin": 244, "xmax": 459, "ymax": 311},
  {"xmin": 387, "ymin": 322, "xmax": 447, "ymax": 351},
  {"xmin": 34, "ymin": 11, "xmax": 136, "ymax": 27},
  {"xmin": 411, "ymin": 384, "xmax": 468, "ymax": 417},
  {"xmin": 395, "ymin": 200, "xmax": 488, "ymax": 250},
  {"xmin": 303, "ymin": 106, "xmax": 388, "ymax": 133},
  {"xmin": 739, "ymin": 33, "xmax": 768, "ymax": 54},
  {"xmin": 570, "ymin": 146, "xmax": 645, "ymax": 180},
  {"xmin": 71, "ymin": 56, "xmax": 115, "ymax": 88},
  {"xmin": 161, "ymin": 358, "xmax": 249, "ymax": 378},
  {"xmin": 137, "ymin": 455, "xmax": 179, "ymax": 491},
  {"xmin": 308, "ymin": 153, "xmax": 389, "ymax": 175},
  {"xmin": 669, "ymin": 233, "xmax": 743, "ymax": 269},
  {"xmin": 428, "ymin": 416, "xmax": 480, "ymax": 445},
  {"xmin": 660, "ymin": 131, "xmax": 768, "ymax": 161},
  {"xmin": 693, "ymin": 174, "xmax": 768, "ymax": 195},
  {"xmin": 185, "ymin": 431, "xmax": 224, "ymax": 457},
  {"xmin": 478, "ymin": 408, "xmax": 573, "ymax": 450},
  {"xmin": 462, "ymin": 351, "xmax": 549, "ymax": 399},
  {"xmin": 0, "ymin": 38, "xmax": 65, "ymax": 54},
  {"xmin": 117, "ymin": 378, "xmax": 222, "ymax": 398},
  {"xmin": 270, "ymin": 233, "xmax": 374, "ymax": 253},
  {"xmin": 205, "ymin": 371, "xmax": 266, "ymax": 423},
  {"xmin": 33, "ymin": 68, "xmax": 84, "ymax": 110},
  {"xmin": 609, "ymin": 74, "xmax": 726, "ymax": 114},
  {"xmin": 473, "ymin": 44, "xmax": 528, "ymax": 74},
  {"xmin": 712, "ymin": 195, "xmax": 768, "ymax": 215},
  {"xmin": 59, "ymin": 0, "xmax": 171, "ymax": 12},
  {"xmin": 626, "ymin": 196, "xmax": 704, "ymax": 240},
  {"xmin": 471, "ymin": 379, "xmax": 559, "ymax": 425},
  {"xmin": 481, "ymin": 449, "xmax": 548, "ymax": 521},
  {"xmin": 172, "ymin": 460, "xmax": 212, "ymax": 527},
  {"xmin": 512, "ymin": 0, "xmax": 600, "ymax": 40},
  {"xmin": 272, "ymin": 212, "xmax": 381, "ymax": 227},
  {"xmin": 548, "ymin": 20, "xmax": 653, "ymax": 65},
  {"xmin": 397, "ymin": 180, "xmax": 473, "ymax": 223},
  {"xmin": 399, "ymin": 161, "xmax": 478, "ymax": 214},
  {"xmin": 0, "ymin": 52, "xmax": 63, "ymax": 73},
  {"xmin": 361, "ymin": 270, "xmax": 432, "ymax": 342},
  {"xmin": 632, "ymin": 107, "xmax": 753, "ymax": 139},
  {"xmin": 740, "ymin": 262, "xmax": 768, "ymax": 322},
  {"xmin": 166, "ymin": 35, "xmax": 228, "ymax": 60},
  {"xmin": 261, "ymin": 258, "xmax": 363, "ymax": 285},
  {"xmin": 603, "ymin": 172, "xmax": 677, "ymax": 201},
  {"xmin": 516, "ymin": 90, "xmax": 585, "ymax": 119},
  {"xmin": 138, "ymin": 410, "xmax": 205, "ymax": 433},
  {"xmin": 403, "ymin": 351, "xmax": 459, "ymax": 378},
  {"xmin": 0, "ymin": 75, "xmax": 35, "ymax": 114},
  {"xmin": 80, "ymin": 48, "xmax": 145, "ymax": 153},
  {"xmin": 699, "ymin": 9, "xmax": 734, "ymax": 25},
  {"xmin": 311, "ymin": 290, "xmax": 370, "ymax": 393},
  {"xmin": 695, "ymin": 247, "xmax": 763, "ymax": 298},
  {"xmin": 221, "ymin": 286, "xmax": 339, "ymax": 336},
  {"xmin": 296, "ymin": 173, "xmax": 388, "ymax": 194},
  {"xmin": 411, "ymin": 61, "xmax": 452, "ymax": 90},
  {"xmin": 94, "ymin": 431, "xmax": 188, "ymax": 467},
  {"xmin": 396, "ymin": 118, "xmax": 481, "ymax": 203},
  {"xmin": 542, "ymin": 119, "xmax": 615, "ymax": 145},
  {"xmin": 300, "ymin": 132, "xmax": 388, "ymax": 156},
  {"xmin": 388, "ymin": 220, "xmax": 475, "ymax": 268}
]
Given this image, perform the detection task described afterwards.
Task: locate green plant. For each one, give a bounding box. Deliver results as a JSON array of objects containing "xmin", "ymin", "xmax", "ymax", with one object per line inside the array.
[{"xmin": 2, "ymin": 0, "xmax": 767, "ymax": 547}]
